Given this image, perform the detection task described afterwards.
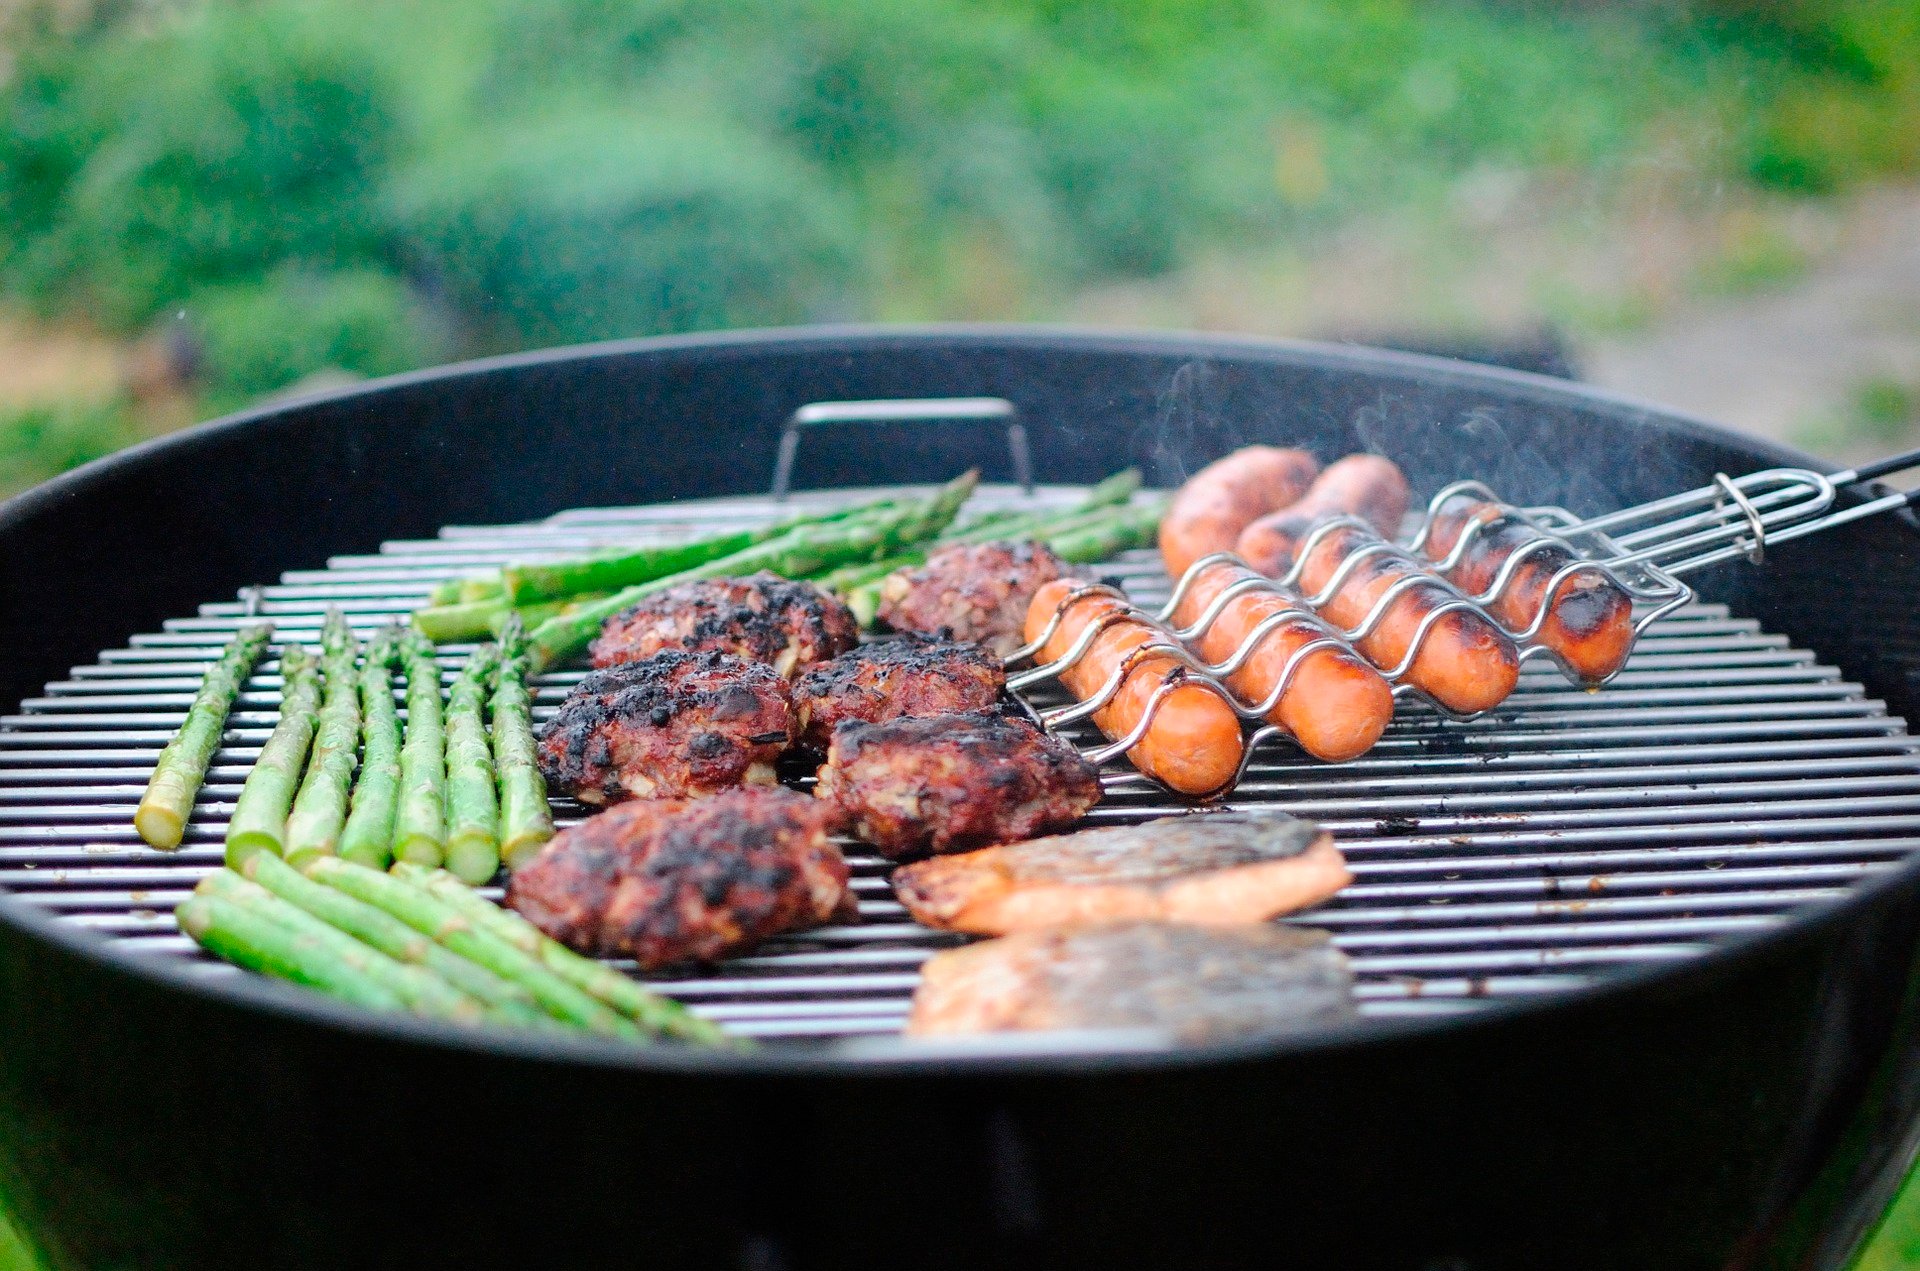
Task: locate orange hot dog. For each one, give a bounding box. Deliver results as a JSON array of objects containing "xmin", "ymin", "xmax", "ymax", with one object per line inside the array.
[
  {"xmin": 1171, "ymin": 560, "xmax": 1395, "ymax": 762},
  {"xmin": 1422, "ymin": 494, "xmax": 1635, "ymax": 685},
  {"xmin": 1159, "ymin": 446, "xmax": 1321, "ymax": 580},
  {"xmin": 1025, "ymin": 579, "xmax": 1245, "ymax": 796},
  {"xmin": 1295, "ymin": 522, "xmax": 1520, "ymax": 715},
  {"xmin": 1237, "ymin": 453, "xmax": 1411, "ymax": 576}
]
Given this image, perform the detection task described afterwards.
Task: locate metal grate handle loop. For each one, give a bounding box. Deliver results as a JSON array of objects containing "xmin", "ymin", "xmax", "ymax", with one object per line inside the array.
[{"xmin": 769, "ymin": 397, "xmax": 1033, "ymax": 500}]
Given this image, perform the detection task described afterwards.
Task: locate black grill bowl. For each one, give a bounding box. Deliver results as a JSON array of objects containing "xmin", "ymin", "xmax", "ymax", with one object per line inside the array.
[{"xmin": 3, "ymin": 326, "xmax": 1920, "ymax": 1270}]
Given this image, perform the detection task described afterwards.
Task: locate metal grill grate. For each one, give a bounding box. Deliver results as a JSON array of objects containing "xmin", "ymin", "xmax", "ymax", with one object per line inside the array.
[{"xmin": 2, "ymin": 482, "xmax": 1917, "ymax": 1043}]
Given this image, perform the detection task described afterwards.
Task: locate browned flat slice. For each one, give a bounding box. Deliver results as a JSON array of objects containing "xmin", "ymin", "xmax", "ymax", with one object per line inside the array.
[
  {"xmin": 906, "ymin": 921, "xmax": 1356, "ymax": 1044},
  {"xmin": 890, "ymin": 811, "xmax": 1349, "ymax": 934}
]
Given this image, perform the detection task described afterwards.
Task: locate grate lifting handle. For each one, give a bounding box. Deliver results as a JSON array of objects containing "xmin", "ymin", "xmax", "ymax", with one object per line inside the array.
[{"xmin": 769, "ymin": 397, "xmax": 1033, "ymax": 501}]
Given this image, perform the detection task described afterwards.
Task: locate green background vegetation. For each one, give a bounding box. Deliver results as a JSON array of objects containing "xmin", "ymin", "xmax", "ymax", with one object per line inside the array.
[
  {"xmin": 0, "ymin": 0, "xmax": 1917, "ymax": 494},
  {"xmin": 1, "ymin": 1, "xmax": 1919, "ymax": 1264}
]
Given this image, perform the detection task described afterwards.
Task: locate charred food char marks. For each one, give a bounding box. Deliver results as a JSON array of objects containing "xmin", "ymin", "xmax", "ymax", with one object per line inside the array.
[
  {"xmin": 791, "ymin": 634, "xmax": 1006, "ymax": 751},
  {"xmin": 507, "ymin": 788, "xmax": 852, "ymax": 967},
  {"xmin": 590, "ymin": 572, "xmax": 858, "ymax": 677},
  {"xmin": 891, "ymin": 811, "xmax": 1352, "ymax": 934},
  {"xmin": 815, "ymin": 710, "xmax": 1102, "ymax": 858},
  {"xmin": 505, "ymin": 798, "xmax": 685, "ymax": 948},
  {"xmin": 907, "ymin": 921, "xmax": 1357, "ymax": 1043},
  {"xmin": 536, "ymin": 650, "xmax": 792, "ymax": 804},
  {"xmin": 878, "ymin": 540, "xmax": 1067, "ymax": 658},
  {"xmin": 601, "ymin": 788, "xmax": 853, "ymax": 968}
]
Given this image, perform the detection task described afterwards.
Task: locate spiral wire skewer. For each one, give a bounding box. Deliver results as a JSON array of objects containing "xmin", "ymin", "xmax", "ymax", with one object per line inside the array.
[{"xmin": 1009, "ymin": 446, "xmax": 1920, "ymax": 799}]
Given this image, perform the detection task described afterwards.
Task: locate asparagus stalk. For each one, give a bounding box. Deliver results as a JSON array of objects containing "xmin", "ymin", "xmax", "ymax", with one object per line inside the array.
[
  {"xmin": 941, "ymin": 468, "xmax": 1144, "ymax": 545},
  {"xmin": 815, "ymin": 552, "xmax": 924, "ymax": 594},
  {"xmin": 177, "ymin": 893, "xmax": 403, "ymax": 1012},
  {"xmin": 823, "ymin": 469, "xmax": 1146, "ymax": 604},
  {"xmin": 936, "ymin": 507, "xmax": 1024, "ymax": 541},
  {"xmin": 842, "ymin": 498, "xmax": 1163, "ymax": 627},
  {"xmin": 225, "ymin": 643, "xmax": 323, "ymax": 867},
  {"xmin": 443, "ymin": 643, "xmax": 502, "ymax": 884},
  {"xmin": 498, "ymin": 494, "xmax": 902, "ymax": 608},
  {"xmin": 1042, "ymin": 498, "xmax": 1167, "ymax": 562},
  {"xmin": 415, "ymin": 591, "xmax": 617, "ymax": 644},
  {"xmin": 409, "ymin": 497, "xmax": 911, "ymax": 642},
  {"xmin": 491, "ymin": 618, "xmax": 554, "ymax": 870},
  {"xmin": 393, "ymin": 632, "xmax": 448, "ymax": 868},
  {"xmin": 395, "ymin": 864, "xmax": 735, "ymax": 1047},
  {"xmin": 526, "ymin": 470, "xmax": 978, "ymax": 672},
  {"xmin": 412, "ymin": 599, "xmax": 507, "ymax": 644},
  {"xmin": 845, "ymin": 578, "xmax": 890, "ymax": 630},
  {"xmin": 284, "ymin": 610, "xmax": 361, "ymax": 866},
  {"xmin": 136, "ymin": 624, "xmax": 273, "ymax": 850},
  {"xmin": 240, "ymin": 852, "xmax": 554, "ymax": 1029},
  {"xmin": 193, "ymin": 870, "xmax": 486, "ymax": 1022},
  {"xmin": 486, "ymin": 591, "xmax": 611, "ymax": 639},
  {"xmin": 336, "ymin": 628, "xmax": 402, "ymax": 869},
  {"xmin": 458, "ymin": 577, "xmax": 506, "ymax": 604},
  {"xmin": 301, "ymin": 856, "xmax": 641, "ymax": 1038}
]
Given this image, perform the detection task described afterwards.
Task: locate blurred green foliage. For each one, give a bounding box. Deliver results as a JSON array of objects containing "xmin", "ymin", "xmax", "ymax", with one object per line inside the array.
[
  {"xmin": 190, "ymin": 266, "xmax": 450, "ymax": 403},
  {"xmin": 0, "ymin": 395, "xmax": 141, "ymax": 494},
  {"xmin": 0, "ymin": 0, "xmax": 1914, "ymax": 429}
]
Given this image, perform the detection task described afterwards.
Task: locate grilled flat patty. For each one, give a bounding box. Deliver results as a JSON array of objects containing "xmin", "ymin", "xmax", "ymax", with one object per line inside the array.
[
  {"xmin": 891, "ymin": 811, "xmax": 1349, "ymax": 933},
  {"xmin": 906, "ymin": 920, "xmax": 1356, "ymax": 1043}
]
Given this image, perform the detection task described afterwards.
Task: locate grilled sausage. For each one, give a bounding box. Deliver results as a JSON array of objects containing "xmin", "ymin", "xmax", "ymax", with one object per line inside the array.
[
  {"xmin": 1170, "ymin": 560, "xmax": 1394, "ymax": 761},
  {"xmin": 1422, "ymin": 494, "xmax": 1635, "ymax": 684},
  {"xmin": 1294, "ymin": 522, "xmax": 1520, "ymax": 714},
  {"xmin": 1025, "ymin": 578, "xmax": 1244, "ymax": 796},
  {"xmin": 1236, "ymin": 454, "xmax": 1411, "ymax": 576},
  {"xmin": 1160, "ymin": 446, "xmax": 1320, "ymax": 580}
]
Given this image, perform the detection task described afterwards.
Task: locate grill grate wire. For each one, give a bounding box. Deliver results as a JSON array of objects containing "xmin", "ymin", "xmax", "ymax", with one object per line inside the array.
[{"xmin": 1, "ymin": 483, "xmax": 1916, "ymax": 1042}]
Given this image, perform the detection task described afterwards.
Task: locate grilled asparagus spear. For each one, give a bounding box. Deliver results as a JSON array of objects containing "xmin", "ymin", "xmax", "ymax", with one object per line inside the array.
[
  {"xmin": 337, "ymin": 628, "xmax": 403, "ymax": 869},
  {"xmin": 284, "ymin": 610, "xmax": 361, "ymax": 865},
  {"xmin": 301, "ymin": 856, "xmax": 640, "ymax": 1038},
  {"xmin": 498, "ymin": 495, "xmax": 902, "ymax": 607},
  {"xmin": 842, "ymin": 498, "xmax": 1163, "ymax": 626},
  {"xmin": 412, "ymin": 497, "xmax": 906, "ymax": 641},
  {"xmin": 136, "ymin": 624, "xmax": 272, "ymax": 850},
  {"xmin": 191, "ymin": 870, "xmax": 485, "ymax": 1022},
  {"xmin": 395, "ymin": 863, "xmax": 735, "ymax": 1046},
  {"xmin": 1041, "ymin": 498, "xmax": 1167, "ymax": 562},
  {"xmin": 393, "ymin": 632, "xmax": 448, "ymax": 868},
  {"xmin": 443, "ymin": 643, "xmax": 502, "ymax": 884},
  {"xmin": 176, "ymin": 892, "xmax": 403, "ymax": 1012},
  {"xmin": 240, "ymin": 852, "xmax": 552, "ymax": 1028},
  {"xmin": 526, "ymin": 470, "xmax": 978, "ymax": 672},
  {"xmin": 491, "ymin": 618, "xmax": 553, "ymax": 870},
  {"xmin": 828, "ymin": 469, "xmax": 1147, "ymax": 616},
  {"xmin": 225, "ymin": 643, "xmax": 323, "ymax": 867}
]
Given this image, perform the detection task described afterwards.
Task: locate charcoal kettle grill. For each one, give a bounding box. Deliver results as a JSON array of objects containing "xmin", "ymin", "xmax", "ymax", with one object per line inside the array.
[{"xmin": 3, "ymin": 327, "xmax": 1920, "ymax": 1269}]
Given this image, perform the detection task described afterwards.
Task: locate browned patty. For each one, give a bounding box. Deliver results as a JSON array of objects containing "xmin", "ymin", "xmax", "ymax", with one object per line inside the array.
[
  {"xmin": 536, "ymin": 650, "xmax": 791, "ymax": 804},
  {"xmin": 814, "ymin": 710, "xmax": 1102, "ymax": 858},
  {"xmin": 506, "ymin": 798, "xmax": 685, "ymax": 950},
  {"xmin": 891, "ymin": 812, "xmax": 1350, "ymax": 934},
  {"xmin": 906, "ymin": 921, "xmax": 1357, "ymax": 1043},
  {"xmin": 877, "ymin": 540, "xmax": 1067, "ymax": 658},
  {"xmin": 590, "ymin": 572, "xmax": 858, "ymax": 677},
  {"xmin": 507, "ymin": 788, "xmax": 853, "ymax": 967},
  {"xmin": 790, "ymin": 634, "xmax": 1005, "ymax": 751}
]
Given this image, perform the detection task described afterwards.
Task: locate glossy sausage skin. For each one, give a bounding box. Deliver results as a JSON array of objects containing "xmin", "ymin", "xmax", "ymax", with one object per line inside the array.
[
  {"xmin": 1236, "ymin": 454, "xmax": 1411, "ymax": 576},
  {"xmin": 1159, "ymin": 446, "xmax": 1320, "ymax": 580},
  {"xmin": 1423, "ymin": 495, "xmax": 1635, "ymax": 685},
  {"xmin": 1170, "ymin": 561, "xmax": 1394, "ymax": 762},
  {"xmin": 1025, "ymin": 579, "xmax": 1245, "ymax": 796},
  {"xmin": 1295, "ymin": 523, "xmax": 1520, "ymax": 715}
]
